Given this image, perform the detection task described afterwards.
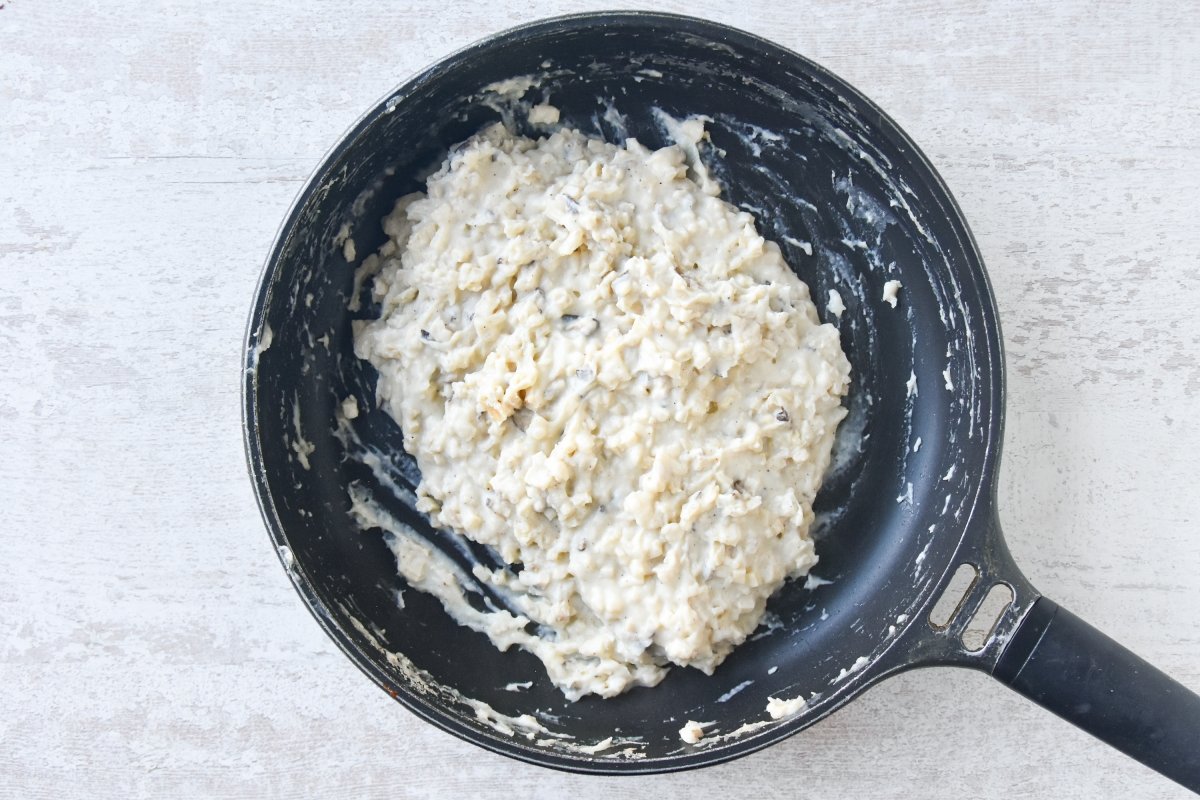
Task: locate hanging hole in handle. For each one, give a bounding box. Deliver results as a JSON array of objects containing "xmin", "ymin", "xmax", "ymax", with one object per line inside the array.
[
  {"xmin": 961, "ymin": 583, "xmax": 1015, "ymax": 652},
  {"xmin": 928, "ymin": 563, "xmax": 979, "ymax": 629}
]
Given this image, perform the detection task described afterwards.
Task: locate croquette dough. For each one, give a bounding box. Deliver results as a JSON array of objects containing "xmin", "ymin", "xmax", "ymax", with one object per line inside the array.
[{"xmin": 354, "ymin": 120, "xmax": 850, "ymax": 700}]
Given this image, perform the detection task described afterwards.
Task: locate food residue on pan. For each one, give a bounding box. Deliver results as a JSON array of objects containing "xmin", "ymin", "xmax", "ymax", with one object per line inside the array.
[
  {"xmin": 527, "ymin": 103, "xmax": 560, "ymax": 125},
  {"xmin": 766, "ymin": 694, "xmax": 807, "ymax": 720},
  {"xmin": 803, "ymin": 573, "xmax": 834, "ymax": 590},
  {"xmin": 334, "ymin": 222, "xmax": 357, "ymax": 263},
  {"xmin": 679, "ymin": 720, "xmax": 707, "ymax": 744},
  {"xmin": 483, "ymin": 75, "xmax": 538, "ymax": 98},
  {"xmin": 833, "ymin": 655, "xmax": 871, "ymax": 683},
  {"xmin": 290, "ymin": 401, "xmax": 315, "ymax": 470},
  {"xmin": 716, "ymin": 679, "xmax": 755, "ymax": 703},
  {"xmin": 826, "ymin": 288, "xmax": 845, "ymax": 318},
  {"xmin": 782, "ymin": 235, "xmax": 813, "ymax": 255},
  {"xmin": 882, "ymin": 279, "xmax": 902, "ymax": 308}
]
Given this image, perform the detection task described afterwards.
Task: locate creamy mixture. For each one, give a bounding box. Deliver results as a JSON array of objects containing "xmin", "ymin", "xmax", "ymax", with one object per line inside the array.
[{"xmin": 354, "ymin": 118, "xmax": 851, "ymax": 700}]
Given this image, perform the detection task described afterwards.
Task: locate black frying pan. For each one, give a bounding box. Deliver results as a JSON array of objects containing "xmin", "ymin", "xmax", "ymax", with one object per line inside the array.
[{"xmin": 242, "ymin": 12, "xmax": 1200, "ymax": 789}]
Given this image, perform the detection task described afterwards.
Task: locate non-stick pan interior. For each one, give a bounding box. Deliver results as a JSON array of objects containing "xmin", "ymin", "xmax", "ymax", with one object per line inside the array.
[{"xmin": 245, "ymin": 13, "xmax": 1003, "ymax": 770}]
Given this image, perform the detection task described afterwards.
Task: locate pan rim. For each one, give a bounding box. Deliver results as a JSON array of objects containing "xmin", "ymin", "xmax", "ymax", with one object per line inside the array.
[{"xmin": 241, "ymin": 9, "xmax": 1007, "ymax": 774}]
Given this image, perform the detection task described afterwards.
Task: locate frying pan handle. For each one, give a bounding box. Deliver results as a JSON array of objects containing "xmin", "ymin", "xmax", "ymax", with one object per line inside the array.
[{"xmin": 993, "ymin": 597, "xmax": 1200, "ymax": 792}]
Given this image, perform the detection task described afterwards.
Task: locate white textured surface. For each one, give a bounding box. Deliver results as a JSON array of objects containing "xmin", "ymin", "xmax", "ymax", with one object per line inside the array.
[{"xmin": 2, "ymin": 1, "xmax": 1197, "ymax": 797}]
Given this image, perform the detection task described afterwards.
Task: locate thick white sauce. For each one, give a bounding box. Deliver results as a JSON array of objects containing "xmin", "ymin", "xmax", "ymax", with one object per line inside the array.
[{"xmin": 354, "ymin": 120, "xmax": 851, "ymax": 700}]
